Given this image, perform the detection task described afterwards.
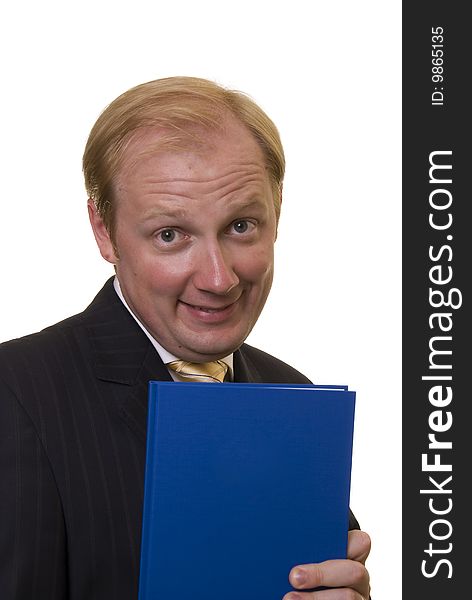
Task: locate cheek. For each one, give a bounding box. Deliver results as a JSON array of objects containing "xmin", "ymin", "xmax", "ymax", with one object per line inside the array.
[
  {"xmin": 138, "ymin": 256, "xmax": 193, "ymax": 295},
  {"xmin": 238, "ymin": 246, "xmax": 274, "ymax": 283}
]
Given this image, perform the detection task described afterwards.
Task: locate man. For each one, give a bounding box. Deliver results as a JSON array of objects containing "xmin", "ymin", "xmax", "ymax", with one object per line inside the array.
[{"xmin": 0, "ymin": 76, "xmax": 371, "ymax": 599}]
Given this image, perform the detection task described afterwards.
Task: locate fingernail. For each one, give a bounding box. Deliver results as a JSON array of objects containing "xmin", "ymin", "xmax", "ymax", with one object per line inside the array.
[
  {"xmin": 285, "ymin": 594, "xmax": 303, "ymax": 600},
  {"xmin": 291, "ymin": 567, "xmax": 307, "ymax": 585}
]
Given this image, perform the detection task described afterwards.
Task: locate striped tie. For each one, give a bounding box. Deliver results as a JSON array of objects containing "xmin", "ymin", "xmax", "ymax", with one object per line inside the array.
[{"xmin": 167, "ymin": 360, "xmax": 229, "ymax": 383}]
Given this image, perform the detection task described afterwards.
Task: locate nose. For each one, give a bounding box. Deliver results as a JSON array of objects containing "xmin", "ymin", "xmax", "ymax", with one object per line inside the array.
[{"xmin": 192, "ymin": 241, "xmax": 239, "ymax": 295}]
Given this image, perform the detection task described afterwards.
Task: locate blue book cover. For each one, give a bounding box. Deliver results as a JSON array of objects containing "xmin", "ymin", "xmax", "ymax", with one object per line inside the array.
[{"xmin": 138, "ymin": 382, "xmax": 356, "ymax": 600}]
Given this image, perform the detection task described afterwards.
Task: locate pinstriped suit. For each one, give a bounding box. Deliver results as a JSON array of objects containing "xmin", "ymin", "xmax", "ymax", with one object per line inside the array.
[{"xmin": 0, "ymin": 277, "xmax": 359, "ymax": 599}]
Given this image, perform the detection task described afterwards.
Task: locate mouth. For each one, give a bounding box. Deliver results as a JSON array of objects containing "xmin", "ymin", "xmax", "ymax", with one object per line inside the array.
[
  {"xmin": 180, "ymin": 300, "xmax": 234, "ymax": 312},
  {"xmin": 187, "ymin": 304, "xmax": 228, "ymax": 313},
  {"xmin": 178, "ymin": 298, "xmax": 240, "ymax": 322}
]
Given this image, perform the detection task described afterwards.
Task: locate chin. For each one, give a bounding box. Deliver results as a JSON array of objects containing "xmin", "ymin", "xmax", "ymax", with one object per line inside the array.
[{"xmin": 182, "ymin": 338, "xmax": 242, "ymax": 362}]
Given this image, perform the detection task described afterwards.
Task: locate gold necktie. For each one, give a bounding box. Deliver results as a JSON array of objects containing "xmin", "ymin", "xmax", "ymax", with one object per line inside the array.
[{"xmin": 167, "ymin": 360, "xmax": 229, "ymax": 383}]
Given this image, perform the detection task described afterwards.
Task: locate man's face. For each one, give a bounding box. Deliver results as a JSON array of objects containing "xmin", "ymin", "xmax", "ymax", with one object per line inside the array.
[{"xmin": 90, "ymin": 117, "xmax": 278, "ymax": 362}]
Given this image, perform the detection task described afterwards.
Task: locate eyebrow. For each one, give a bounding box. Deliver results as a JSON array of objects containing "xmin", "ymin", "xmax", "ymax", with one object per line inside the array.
[
  {"xmin": 139, "ymin": 195, "xmax": 268, "ymax": 223},
  {"xmin": 139, "ymin": 206, "xmax": 188, "ymax": 222},
  {"xmin": 225, "ymin": 195, "xmax": 269, "ymax": 212}
]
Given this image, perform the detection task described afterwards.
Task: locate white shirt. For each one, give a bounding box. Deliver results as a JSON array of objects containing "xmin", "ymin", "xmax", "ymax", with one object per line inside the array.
[{"xmin": 113, "ymin": 277, "xmax": 234, "ymax": 381}]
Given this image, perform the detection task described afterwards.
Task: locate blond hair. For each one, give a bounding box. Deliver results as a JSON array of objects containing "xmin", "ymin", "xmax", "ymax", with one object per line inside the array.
[{"xmin": 83, "ymin": 76, "xmax": 285, "ymax": 237}]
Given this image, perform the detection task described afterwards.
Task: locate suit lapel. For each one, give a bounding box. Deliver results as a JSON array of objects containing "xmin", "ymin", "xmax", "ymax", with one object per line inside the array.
[
  {"xmin": 233, "ymin": 345, "xmax": 264, "ymax": 383},
  {"xmin": 82, "ymin": 278, "xmax": 172, "ymax": 444},
  {"xmin": 117, "ymin": 346, "xmax": 170, "ymax": 443}
]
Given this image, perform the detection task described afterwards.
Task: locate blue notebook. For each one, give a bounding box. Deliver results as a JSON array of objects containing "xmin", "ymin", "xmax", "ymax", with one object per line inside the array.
[{"xmin": 138, "ymin": 382, "xmax": 355, "ymax": 600}]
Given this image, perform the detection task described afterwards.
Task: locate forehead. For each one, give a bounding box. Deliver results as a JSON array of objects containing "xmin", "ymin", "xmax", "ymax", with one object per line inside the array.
[{"xmin": 117, "ymin": 115, "xmax": 267, "ymax": 182}]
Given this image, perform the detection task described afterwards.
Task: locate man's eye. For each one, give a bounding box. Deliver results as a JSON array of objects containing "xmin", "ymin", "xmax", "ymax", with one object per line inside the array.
[
  {"xmin": 153, "ymin": 228, "xmax": 188, "ymax": 248},
  {"xmin": 231, "ymin": 220, "xmax": 252, "ymax": 234},
  {"xmin": 158, "ymin": 229, "xmax": 177, "ymax": 243}
]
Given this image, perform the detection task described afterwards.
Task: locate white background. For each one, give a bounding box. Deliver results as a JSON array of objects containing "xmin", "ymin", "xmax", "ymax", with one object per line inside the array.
[{"xmin": 0, "ymin": 1, "xmax": 401, "ymax": 597}]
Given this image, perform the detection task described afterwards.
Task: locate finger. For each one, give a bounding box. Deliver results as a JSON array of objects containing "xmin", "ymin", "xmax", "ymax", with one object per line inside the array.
[
  {"xmin": 283, "ymin": 588, "xmax": 366, "ymax": 600},
  {"xmin": 347, "ymin": 530, "xmax": 371, "ymax": 564},
  {"xmin": 288, "ymin": 559, "xmax": 370, "ymax": 598}
]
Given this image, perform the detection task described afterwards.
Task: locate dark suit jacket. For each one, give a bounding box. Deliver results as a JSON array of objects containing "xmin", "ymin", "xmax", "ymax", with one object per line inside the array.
[{"xmin": 0, "ymin": 278, "xmax": 360, "ymax": 599}]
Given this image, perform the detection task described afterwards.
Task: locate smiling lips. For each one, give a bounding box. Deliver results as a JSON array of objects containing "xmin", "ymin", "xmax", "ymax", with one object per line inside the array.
[
  {"xmin": 193, "ymin": 306, "xmax": 226, "ymax": 313},
  {"xmin": 179, "ymin": 299, "xmax": 239, "ymax": 321}
]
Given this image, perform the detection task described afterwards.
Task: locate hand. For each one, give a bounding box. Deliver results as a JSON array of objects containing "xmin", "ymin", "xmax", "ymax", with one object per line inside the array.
[{"xmin": 283, "ymin": 530, "xmax": 371, "ymax": 599}]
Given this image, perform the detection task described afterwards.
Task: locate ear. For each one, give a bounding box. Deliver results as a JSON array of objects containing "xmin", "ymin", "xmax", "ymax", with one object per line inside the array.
[{"xmin": 87, "ymin": 199, "xmax": 118, "ymax": 264}]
